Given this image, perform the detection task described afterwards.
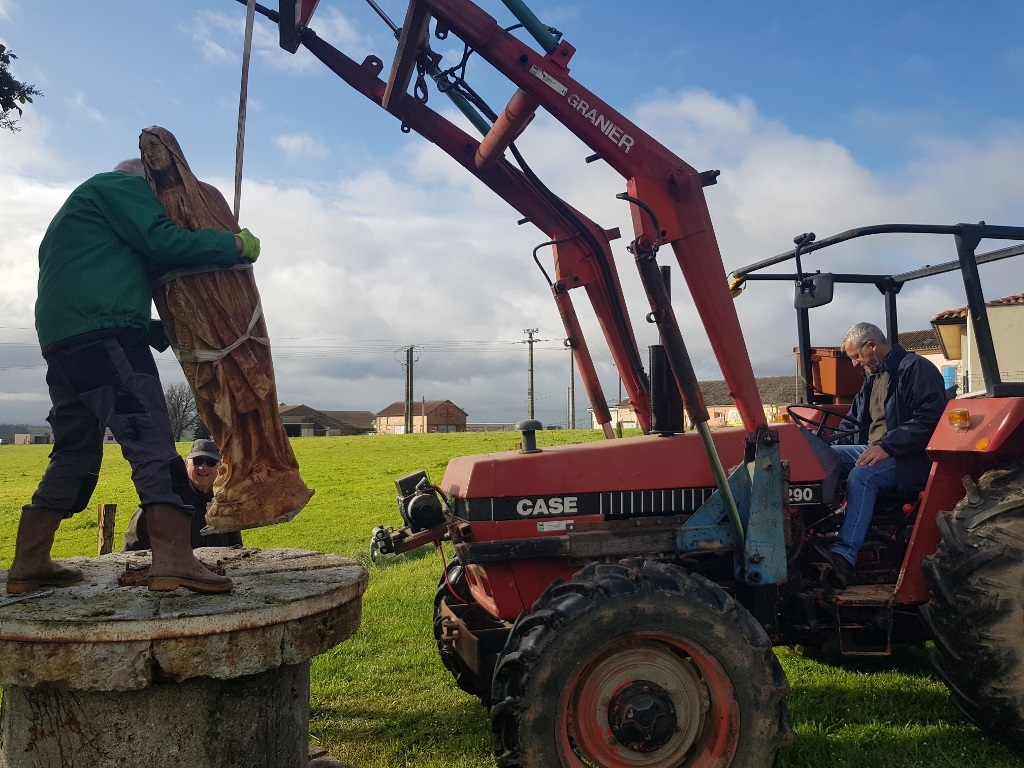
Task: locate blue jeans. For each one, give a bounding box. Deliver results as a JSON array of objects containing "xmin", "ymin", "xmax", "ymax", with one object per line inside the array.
[{"xmin": 830, "ymin": 445, "xmax": 897, "ymax": 566}]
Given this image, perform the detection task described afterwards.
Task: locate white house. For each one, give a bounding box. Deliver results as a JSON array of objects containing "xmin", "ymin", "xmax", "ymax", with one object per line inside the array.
[{"xmin": 931, "ymin": 294, "xmax": 1024, "ymax": 394}]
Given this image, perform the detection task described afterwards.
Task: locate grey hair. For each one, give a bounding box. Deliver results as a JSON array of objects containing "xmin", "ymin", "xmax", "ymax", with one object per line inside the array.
[
  {"xmin": 841, "ymin": 322, "xmax": 887, "ymax": 349},
  {"xmin": 113, "ymin": 158, "xmax": 145, "ymax": 177}
]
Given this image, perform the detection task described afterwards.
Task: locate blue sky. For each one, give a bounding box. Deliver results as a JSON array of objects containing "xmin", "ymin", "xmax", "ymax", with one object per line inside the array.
[{"xmin": 2, "ymin": 0, "xmax": 1023, "ymax": 427}]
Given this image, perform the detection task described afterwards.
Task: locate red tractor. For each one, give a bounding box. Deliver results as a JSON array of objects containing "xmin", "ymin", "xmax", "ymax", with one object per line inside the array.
[{"xmin": 259, "ymin": 1, "xmax": 1024, "ymax": 764}]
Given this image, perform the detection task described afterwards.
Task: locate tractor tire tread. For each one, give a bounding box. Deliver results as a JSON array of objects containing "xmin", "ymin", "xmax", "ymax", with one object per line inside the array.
[{"xmin": 922, "ymin": 459, "xmax": 1024, "ymax": 753}]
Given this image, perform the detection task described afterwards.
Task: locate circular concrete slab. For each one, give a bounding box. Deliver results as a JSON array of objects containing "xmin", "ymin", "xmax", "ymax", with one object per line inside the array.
[{"xmin": 0, "ymin": 548, "xmax": 368, "ymax": 690}]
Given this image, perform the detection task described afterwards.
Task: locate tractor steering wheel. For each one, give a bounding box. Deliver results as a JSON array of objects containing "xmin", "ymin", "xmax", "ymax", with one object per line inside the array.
[{"xmin": 786, "ymin": 404, "xmax": 860, "ymax": 444}]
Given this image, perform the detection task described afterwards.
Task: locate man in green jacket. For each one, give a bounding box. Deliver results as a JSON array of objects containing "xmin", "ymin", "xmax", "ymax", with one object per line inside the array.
[{"xmin": 5, "ymin": 158, "xmax": 261, "ymax": 596}]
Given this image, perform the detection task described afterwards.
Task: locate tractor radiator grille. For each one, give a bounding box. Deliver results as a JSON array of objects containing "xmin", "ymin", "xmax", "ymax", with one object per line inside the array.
[{"xmin": 456, "ymin": 486, "xmax": 718, "ymax": 522}]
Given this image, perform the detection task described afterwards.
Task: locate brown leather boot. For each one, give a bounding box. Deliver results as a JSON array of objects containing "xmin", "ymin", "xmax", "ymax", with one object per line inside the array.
[
  {"xmin": 6, "ymin": 506, "xmax": 84, "ymax": 594},
  {"xmin": 146, "ymin": 503, "xmax": 232, "ymax": 594}
]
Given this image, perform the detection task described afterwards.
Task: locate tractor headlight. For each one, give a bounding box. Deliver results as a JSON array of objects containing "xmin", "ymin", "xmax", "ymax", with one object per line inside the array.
[{"xmin": 395, "ymin": 470, "xmax": 446, "ymax": 531}]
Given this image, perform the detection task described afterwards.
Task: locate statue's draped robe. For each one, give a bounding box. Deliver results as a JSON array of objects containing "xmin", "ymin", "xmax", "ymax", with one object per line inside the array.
[{"xmin": 143, "ymin": 126, "xmax": 312, "ymax": 531}]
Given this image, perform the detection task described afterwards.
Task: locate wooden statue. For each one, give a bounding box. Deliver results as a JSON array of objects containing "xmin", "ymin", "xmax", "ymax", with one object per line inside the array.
[{"xmin": 141, "ymin": 125, "xmax": 313, "ymax": 532}]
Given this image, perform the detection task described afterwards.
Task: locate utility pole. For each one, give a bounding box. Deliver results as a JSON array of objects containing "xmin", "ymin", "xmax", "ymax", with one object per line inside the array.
[
  {"xmin": 405, "ymin": 346, "xmax": 414, "ymax": 433},
  {"xmin": 567, "ymin": 343, "xmax": 576, "ymax": 429},
  {"xmin": 396, "ymin": 346, "xmax": 420, "ymax": 434},
  {"xmin": 524, "ymin": 328, "xmax": 539, "ymax": 419}
]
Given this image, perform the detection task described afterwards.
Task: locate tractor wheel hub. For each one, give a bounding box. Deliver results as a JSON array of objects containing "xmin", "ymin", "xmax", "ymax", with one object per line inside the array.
[{"xmin": 608, "ymin": 679, "xmax": 677, "ymax": 752}]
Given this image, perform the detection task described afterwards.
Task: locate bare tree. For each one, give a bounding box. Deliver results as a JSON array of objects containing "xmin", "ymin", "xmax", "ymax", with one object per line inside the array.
[{"xmin": 164, "ymin": 382, "xmax": 199, "ymax": 440}]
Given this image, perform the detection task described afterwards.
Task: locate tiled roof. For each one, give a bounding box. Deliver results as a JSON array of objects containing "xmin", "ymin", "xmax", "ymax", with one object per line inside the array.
[
  {"xmin": 278, "ymin": 404, "xmax": 350, "ymax": 431},
  {"xmin": 375, "ymin": 400, "xmax": 467, "ymax": 417},
  {"xmin": 322, "ymin": 410, "xmax": 376, "ymax": 431},
  {"xmin": 699, "ymin": 375, "xmax": 801, "ymax": 406},
  {"xmin": 932, "ymin": 293, "xmax": 1024, "ymax": 322},
  {"xmin": 898, "ymin": 329, "xmax": 940, "ymax": 352}
]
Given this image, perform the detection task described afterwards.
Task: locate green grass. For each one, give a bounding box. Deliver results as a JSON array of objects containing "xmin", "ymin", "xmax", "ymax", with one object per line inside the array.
[{"xmin": 1, "ymin": 433, "xmax": 1021, "ymax": 767}]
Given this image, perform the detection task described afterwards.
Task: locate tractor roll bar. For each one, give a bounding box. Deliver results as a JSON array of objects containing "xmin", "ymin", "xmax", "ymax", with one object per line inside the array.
[{"xmin": 732, "ymin": 222, "xmax": 1024, "ymax": 400}]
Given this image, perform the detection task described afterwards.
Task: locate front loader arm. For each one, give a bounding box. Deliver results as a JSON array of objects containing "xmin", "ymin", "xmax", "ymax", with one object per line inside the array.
[
  {"xmin": 300, "ymin": 29, "xmax": 651, "ymax": 430},
  {"xmin": 396, "ymin": 0, "xmax": 767, "ymax": 432},
  {"xmin": 255, "ymin": 0, "xmax": 762, "ymax": 547}
]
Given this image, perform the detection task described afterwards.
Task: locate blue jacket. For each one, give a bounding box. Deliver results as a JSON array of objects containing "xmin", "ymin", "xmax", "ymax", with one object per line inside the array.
[{"xmin": 842, "ymin": 344, "xmax": 947, "ymax": 492}]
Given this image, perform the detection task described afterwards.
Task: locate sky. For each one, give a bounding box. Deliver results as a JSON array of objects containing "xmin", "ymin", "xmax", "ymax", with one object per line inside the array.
[{"xmin": 1, "ymin": 0, "xmax": 1023, "ymax": 428}]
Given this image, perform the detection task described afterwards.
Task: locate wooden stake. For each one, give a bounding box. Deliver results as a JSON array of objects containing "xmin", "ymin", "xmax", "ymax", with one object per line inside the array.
[{"xmin": 97, "ymin": 503, "xmax": 116, "ymax": 556}]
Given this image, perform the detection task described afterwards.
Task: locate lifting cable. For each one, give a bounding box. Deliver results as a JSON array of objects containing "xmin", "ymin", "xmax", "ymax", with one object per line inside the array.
[{"xmin": 233, "ymin": 0, "xmax": 257, "ymax": 222}]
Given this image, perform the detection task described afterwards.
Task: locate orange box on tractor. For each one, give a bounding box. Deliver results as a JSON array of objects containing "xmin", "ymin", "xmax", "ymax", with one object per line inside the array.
[{"xmin": 794, "ymin": 346, "xmax": 862, "ymax": 401}]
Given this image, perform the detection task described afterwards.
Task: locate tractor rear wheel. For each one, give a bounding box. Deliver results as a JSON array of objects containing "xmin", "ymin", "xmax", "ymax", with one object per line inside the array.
[
  {"xmin": 922, "ymin": 459, "xmax": 1024, "ymax": 753},
  {"xmin": 490, "ymin": 561, "xmax": 791, "ymax": 767},
  {"xmin": 433, "ymin": 563, "xmax": 490, "ymax": 701}
]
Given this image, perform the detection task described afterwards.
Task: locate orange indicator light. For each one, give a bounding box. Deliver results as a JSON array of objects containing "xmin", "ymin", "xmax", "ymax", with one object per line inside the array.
[{"xmin": 947, "ymin": 408, "xmax": 971, "ymax": 429}]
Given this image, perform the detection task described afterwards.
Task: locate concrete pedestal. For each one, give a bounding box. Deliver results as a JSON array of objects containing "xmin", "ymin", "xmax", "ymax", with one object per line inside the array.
[{"xmin": 0, "ymin": 548, "xmax": 367, "ymax": 768}]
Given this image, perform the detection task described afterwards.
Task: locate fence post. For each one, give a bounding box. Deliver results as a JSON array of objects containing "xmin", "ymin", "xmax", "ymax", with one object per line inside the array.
[{"xmin": 97, "ymin": 503, "xmax": 116, "ymax": 555}]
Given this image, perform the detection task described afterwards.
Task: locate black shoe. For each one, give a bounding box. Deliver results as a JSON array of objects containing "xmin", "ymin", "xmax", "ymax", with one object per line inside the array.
[{"xmin": 820, "ymin": 550, "xmax": 853, "ymax": 590}]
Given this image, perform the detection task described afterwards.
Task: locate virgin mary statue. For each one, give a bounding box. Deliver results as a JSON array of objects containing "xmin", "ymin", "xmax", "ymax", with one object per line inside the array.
[{"xmin": 141, "ymin": 125, "xmax": 313, "ymax": 532}]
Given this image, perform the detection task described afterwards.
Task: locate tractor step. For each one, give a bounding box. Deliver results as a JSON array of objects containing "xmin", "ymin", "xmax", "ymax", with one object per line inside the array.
[{"xmin": 832, "ymin": 584, "xmax": 895, "ymax": 607}]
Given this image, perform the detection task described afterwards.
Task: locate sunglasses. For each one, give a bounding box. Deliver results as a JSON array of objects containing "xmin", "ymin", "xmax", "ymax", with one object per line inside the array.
[{"xmin": 191, "ymin": 456, "xmax": 220, "ymax": 468}]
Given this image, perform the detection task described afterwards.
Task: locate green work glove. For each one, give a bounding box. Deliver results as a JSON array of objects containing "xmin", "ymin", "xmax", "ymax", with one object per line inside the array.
[{"xmin": 236, "ymin": 228, "xmax": 261, "ymax": 262}]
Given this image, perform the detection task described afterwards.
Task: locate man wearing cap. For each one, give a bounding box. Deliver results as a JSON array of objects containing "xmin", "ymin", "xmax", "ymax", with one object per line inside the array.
[{"xmin": 124, "ymin": 439, "xmax": 244, "ymax": 551}]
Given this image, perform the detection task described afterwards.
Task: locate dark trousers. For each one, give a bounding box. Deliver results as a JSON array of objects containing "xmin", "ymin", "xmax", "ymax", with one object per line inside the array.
[{"xmin": 31, "ymin": 330, "xmax": 190, "ymax": 517}]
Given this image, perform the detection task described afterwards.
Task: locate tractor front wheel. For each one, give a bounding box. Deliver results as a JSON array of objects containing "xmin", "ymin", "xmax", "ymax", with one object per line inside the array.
[
  {"xmin": 490, "ymin": 561, "xmax": 791, "ymax": 767},
  {"xmin": 922, "ymin": 459, "xmax": 1024, "ymax": 753}
]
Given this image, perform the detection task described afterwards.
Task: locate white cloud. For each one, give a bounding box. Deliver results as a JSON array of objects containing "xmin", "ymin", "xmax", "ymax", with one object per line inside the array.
[
  {"xmin": 275, "ymin": 132, "xmax": 329, "ymax": 158},
  {"xmin": 0, "ymin": 391, "xmax": 48, "ymax": 403},
  {"xmin": 187, "ymin": 7, "xmax": 380, "ymax": 77},
  {"xmin": 309, "ymin": 7, "xmax": 378, "ymax": 62},
  {"xmin": 189, "ymin": 10, "xmax": 271, "ymax": 67},
  {"xmin": 0, "ymin": 112, "xmax": 57, "ymax": 174},
  {"xmin": 2, "ymin": 87, "xmax": 1024, "ymax": 425},
  {"xmin": 68, "ymin": 93, "xmax": 104, "ymax": 123},
  {"xmin": 0, "ymin": 175, "xmax": 70, "ymax": 327}
]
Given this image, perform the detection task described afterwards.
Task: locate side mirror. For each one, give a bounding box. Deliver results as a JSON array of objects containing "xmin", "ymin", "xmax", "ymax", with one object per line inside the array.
[{"xmin": 794, "ymin": 272, "xmax": 834, "ymax": 309}]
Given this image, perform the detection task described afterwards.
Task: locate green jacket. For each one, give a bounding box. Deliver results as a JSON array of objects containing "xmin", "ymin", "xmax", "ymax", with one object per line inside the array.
[{"xmin": 36, "ymin": 171, "xmax": 238, "ymax": 349}]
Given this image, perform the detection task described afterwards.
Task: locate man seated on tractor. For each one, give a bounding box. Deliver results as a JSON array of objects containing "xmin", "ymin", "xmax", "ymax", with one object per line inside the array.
[{"xmin": 820, "ymin": 322, "xmax": 947, "ymax": 589}]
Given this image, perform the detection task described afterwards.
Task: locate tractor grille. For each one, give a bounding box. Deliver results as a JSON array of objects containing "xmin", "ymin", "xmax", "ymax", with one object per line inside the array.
[{"xmin": 456, "ymin": 486, "xmax": 718, "ymax": 522}]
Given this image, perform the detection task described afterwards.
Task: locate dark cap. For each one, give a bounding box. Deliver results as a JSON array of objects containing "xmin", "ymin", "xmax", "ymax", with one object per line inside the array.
[{"xmin": 187, "ymin": 439, "xmax": 221, "ymax": 463}]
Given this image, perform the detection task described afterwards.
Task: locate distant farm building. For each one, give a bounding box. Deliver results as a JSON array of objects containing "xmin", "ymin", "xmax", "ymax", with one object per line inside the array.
[
  {"xmin": 279, "ymin": 405, "xmax": 376, "ymax": 437},
  {"xmin": 375, "ymin": 400, "xmax": 468, "ymax": 434},
  {"xmin": 592, "ymin": 375, "xmax": 803, "ymax": 430}
]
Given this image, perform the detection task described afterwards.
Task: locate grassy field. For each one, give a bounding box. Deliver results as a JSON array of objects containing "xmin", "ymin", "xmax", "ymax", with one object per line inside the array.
[{"xmin": 1, "ymin": 433, "xmax": 1021, "ymax": 768}]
